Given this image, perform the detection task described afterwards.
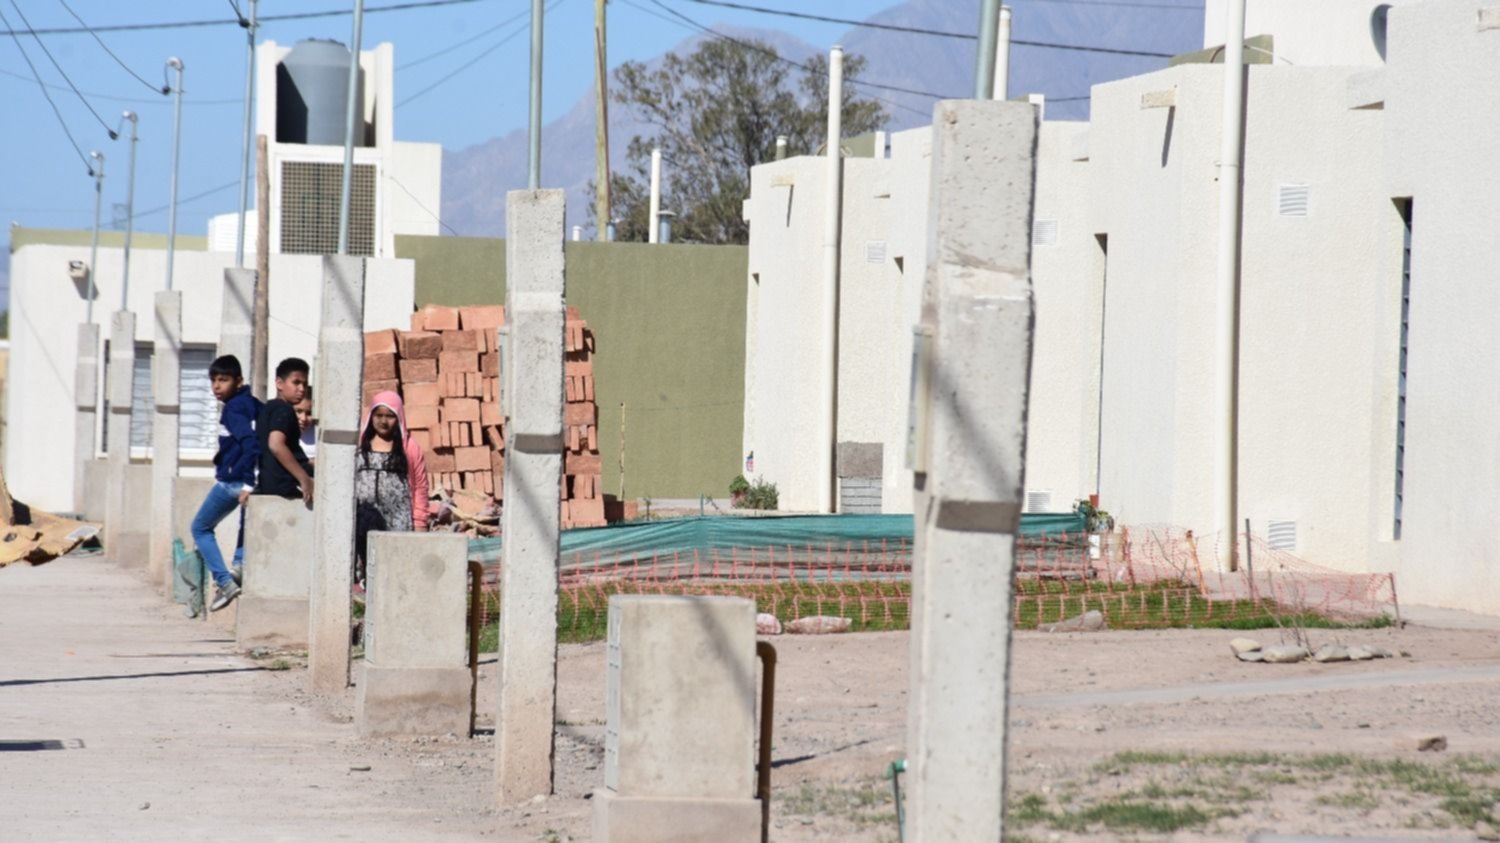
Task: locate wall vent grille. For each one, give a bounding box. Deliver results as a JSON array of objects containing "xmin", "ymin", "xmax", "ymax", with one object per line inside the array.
[
  {"xmin": 1025, "ymin": 489, "xmax": 1053, "ymax": 513},
  {"xmin": 280, "ymin": 160, "xmax": 376, "ymax": 256},
  {"xmin": 1267, "ymin": 519, "xmax": 1298, "ymax": 551},
  {"xmin": 1032, "ymin": 218, "xmax": 1060, "ymax": 246},
  {"xmin": 1277, "ymin": 183, "xmax": 1310, "ymax": 217}
]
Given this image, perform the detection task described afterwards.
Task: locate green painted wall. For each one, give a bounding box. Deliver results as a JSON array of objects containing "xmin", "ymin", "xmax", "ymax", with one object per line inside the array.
[
  {"xmin": 9, "ymin": 227, "xmax": 209, "ymax": 252},
  {"xmin": 395, "ymin": 235, "xmax": 748, "ymax": 502}
]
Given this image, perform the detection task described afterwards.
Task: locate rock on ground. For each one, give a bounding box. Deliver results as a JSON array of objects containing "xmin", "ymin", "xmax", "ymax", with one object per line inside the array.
[
  {"xmin": 785, "ymin": 616, "xmax": 852, "ymax": 635},
  {"xmin": 1042, "ymin": 610, "xmax": 1107, "ymax": 633},
  {"xmin": 1313, "ymin": 645, "xmax": 1351, "ymax": 663},
  {"xmin": 1261, "ymin": 645, "xmax": 1310, "ymax": 664},
  {"xmin": 1229, "ymin": 637, "xmax": 1261, "ymax": 655}
]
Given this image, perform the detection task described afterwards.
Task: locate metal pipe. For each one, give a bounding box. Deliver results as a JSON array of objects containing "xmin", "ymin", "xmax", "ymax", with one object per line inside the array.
[
  {"xmin": 647, "ymin": 147, "xmax": 661, "ymax": 244},
  {"xmin": 755, "ymin": 641, "xmax": 777, "ymax": 843},
  {"xmin": 992, "ymin": 6, "xmax": 1012, "ymax": 101},
  {"xmin": 1213, "ymin": 0, "xmax": 1246, "ymax": 571},
  {"xmin": 528, "ymin": 0, "xmax": 544, "ymax": 189},
  {"xmin": 974, "ymin": 0, "xmax": 1000, "ymax": 99},
  {"xmin": 165, "ymin": 58, "xmax": 184, "ymax": 291},
  {"xmin": 119, "ymin": 111, "xmax": 139, "ymax": 311},
  {"xmin": 337, "ymin": 0, "xmax": 367, "ymax": 256},
  {"xmin": 235, "ymin": 0, "xmax": 257, "ymax": 268},
  {"xmin": 818, "ymin": 46, "xmax": 844, "ymax": 514},
  {"xmin": 774, "ymin": 135, "xmax": 788, "ymax": 160},
  {"xmin": 468, "ymin": 560, "xmax": 484, "ymax": 737},
  {"xmin": 86, "ymin": 151, "xmax": 104, "ymax": 324}
]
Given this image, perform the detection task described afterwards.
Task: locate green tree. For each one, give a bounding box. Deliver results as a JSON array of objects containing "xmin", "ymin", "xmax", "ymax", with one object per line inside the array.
[{"xmin": 594, "ymin": 39, "xmax": 886, "ymax": 244}]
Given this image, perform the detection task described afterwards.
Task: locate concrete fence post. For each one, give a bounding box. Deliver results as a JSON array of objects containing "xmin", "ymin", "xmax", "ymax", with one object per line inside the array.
[
  {"xmin": 149, "ymin": 290, "xmax": 183, "ymax": 589},
  {"xmin": 905, "ymin": 99, "xmax": 1038, "ymax": 842},
  {"xmin": 219, "ymin": 267, "xmax": 256, "ymax": 379},
  {"xmin": 356, "ymin": 532, "xmax": 472, "ymax": 736},
  {"xmin": 237, "ymin": 495, "xmax": 315, "ymax": 650},
  {"xmin": 307, "ymin": 255, "xmax": 366, "ymax": 693},
  {"xmin": 495, "ymin": 188, "xmax": 567, "ymax": 805},
  {"xmin": 73, "ymin": 323, "xmax": 100, "ymax": 517},
  {"xmin": 104, "ymin": 310, "xmax": 136, "ymax": 562}
]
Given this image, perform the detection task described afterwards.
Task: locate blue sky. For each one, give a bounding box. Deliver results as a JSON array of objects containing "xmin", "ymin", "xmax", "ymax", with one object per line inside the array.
[{"xmin": 0, "ymin": 0, "xmax": 881, "ymax": 305}]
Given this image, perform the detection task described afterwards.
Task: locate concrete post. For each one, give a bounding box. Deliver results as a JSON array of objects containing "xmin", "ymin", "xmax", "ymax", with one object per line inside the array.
[
  {"xmin": 356, "ymin": 532, "xmax": 472, "ymax": 736},
  {"xmin": 237, "ymin": 496, "xmax": 315, "ymax": 650},
  {"xmin": 220, "ymin": 267, "xmax": 256, "ymax": 380},
  {"xmin": 495, "ymin": 188, "xmax": 567, "ymax": 805},
  {"xmin": 104, "ymin": 311, "xmax": 137, "ymax": 562},
  {"xmin": 307, "ymin": 255, "xmax": 366, "ymax": 693},
  {"xmin": 593, "ymin": 596, "xmax": 761, "ymax": 842},
  {"xmin": 149, "ymin": 291, "xmax": 183, "ymax": 589},
  {"xmin": 905, "ymin": 99, "xmax": 1037, "ymax": 842},
  {"xmin": 73, "ymin": 323, "xmax": 100, "ymax": 516}
]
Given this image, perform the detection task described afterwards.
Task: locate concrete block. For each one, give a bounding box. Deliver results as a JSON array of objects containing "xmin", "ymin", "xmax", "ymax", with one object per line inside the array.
[
  {"xmin": 592, "ymin": 790, "xmax": 761, "ymax": 843},
  {"xmin": 237, "ymin": 496, "xmax": 315, "ymax": 650},
  {"xmin": 836, "ymin": 442, "xmax": 883, "ymax": 478},
  {"xmin": 363, "ymin": 532, "xmax": 469, "ymax": 669},
  {"xmin": 504, "ymin": 295, "xmax": 566, "ymax": 439},
  {"xmin": 149, "ymin": 290, "xmax": 183, "ymax": 589},
  {"xmin": 219, "ymin": 268, "xmax": 256, "ymax": 378},
  {"xmin": 604, "ymin": 595, "xmax": 757, "ymax": 800},
  {"xmin": 170, "ymin": 476, "xmax": 242, "ymax": 595},
  {"xmin": 113, "ymin": 464, "xmax": 152, "ymax": 567},
  {"xmin": 104, "ymin": 310, "xmax": 136, "ymax": 562},
  {"xmin": 309, "ymin": 255, "xmax": 367, "ymax": 693},
  {"xmin": 357, "ymin": 665, "xmax": 471, "ymax": 737},
  {"xmin": 82, "ymin": 458, "xmax": 108, "ymax": 523},
  {"xmin": 73, "ymin": 323, "xmax": 100, "ymax": 517}
]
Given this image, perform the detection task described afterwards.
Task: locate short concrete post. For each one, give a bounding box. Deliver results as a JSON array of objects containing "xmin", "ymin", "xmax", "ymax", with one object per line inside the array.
[
  {"xmin": 219, "ymin": 267, "xmax": 256, "ymax": 379},
  {"xmin": 73, "ymin": 323, "xmax": 100, "ymax": 517},
  {"xmin": 237, "ymin": 496, "xmax": 315, "ymax": 650},
  {"xmin": 356, "ymin": 532, "xmax": 472, "ymax": 736},
  {"xmin": 149, "ymin": 291, "xmax": 183, "ymax": 588},
  {"xmin": 104, "ymin": 311, "xmax": 136, "ymax": 562},
  {"xmin": 593, "ymin": 596, "xmax": 761, "ymax": 843},
  {"xmin": 905, "ymin": 99, "xmax": 1038, "ymax": 842},
  {"xmin": 495, "ymin": 188, "xmax": 567, "ymax": 805},
  {"xmin": 307, "ymin": 255, "xmax": 366, "ymax": 693}
]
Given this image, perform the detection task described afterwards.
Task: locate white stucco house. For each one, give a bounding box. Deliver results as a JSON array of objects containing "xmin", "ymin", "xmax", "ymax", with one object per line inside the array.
[{"xmin": 740, "ymin": 0, "xmax": 1500, "ymax": 615}]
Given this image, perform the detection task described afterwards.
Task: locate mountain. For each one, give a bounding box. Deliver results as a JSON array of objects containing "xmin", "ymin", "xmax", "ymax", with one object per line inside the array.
[{"xmin": 440, "ymin": 0, "xmax": 1205, "ymax": 238}]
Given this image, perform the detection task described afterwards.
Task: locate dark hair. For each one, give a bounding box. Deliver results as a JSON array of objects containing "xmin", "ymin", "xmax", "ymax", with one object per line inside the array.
[
  {"xmin": 300, "ymin": 385, "xmax": 313, "ymax": 403},
  {"xmin": 275, "ymin": 357, "xmax": 310, "ymax": 380},
  {"xmin": 359, "ymin": 405, "xmax": 408, "ymax": 476},
  {"xmin": 209, "ymin": 355, "xmax": 242, "ymax": 379}
]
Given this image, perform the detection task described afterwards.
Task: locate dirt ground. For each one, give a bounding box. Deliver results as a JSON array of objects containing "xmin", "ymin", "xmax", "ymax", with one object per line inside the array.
[{"xmin": 5, "ymin": 556, "xmax": 1500, "ymax": 841}]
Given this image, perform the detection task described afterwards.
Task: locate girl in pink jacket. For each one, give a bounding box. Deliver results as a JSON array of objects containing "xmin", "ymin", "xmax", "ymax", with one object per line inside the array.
[{"xmin": 354, "ymin": 390, "xmax": 429, "ymax": 588}]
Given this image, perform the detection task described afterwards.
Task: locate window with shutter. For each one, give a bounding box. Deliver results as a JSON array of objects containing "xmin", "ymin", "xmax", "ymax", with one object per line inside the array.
[{"xmin": 102, "ymin": 344, "xmax": 221, "ymax": 454}]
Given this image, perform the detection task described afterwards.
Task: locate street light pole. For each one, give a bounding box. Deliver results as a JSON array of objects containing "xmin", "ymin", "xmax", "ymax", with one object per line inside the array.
[
  {"xmin": 337, "ymin": 0, "xmax": 366, "ymax": 256},
  {"xmin": 235, "ymin": 0, "xmax": 258, "ymax": 268},
  {"xmin": 86, "ymin": 151, "xmax": 104, "ymax": 324},
  {"xmin": 119, "ymin": 111, "xmax": 139, "ymax": 311},
  {"xmin": 528, "ymin": 0, "xmax": 544, "ymax": 189},
  {"xmin": 165, "ymin": 58, "xmax": 185, "ymax": 291}
]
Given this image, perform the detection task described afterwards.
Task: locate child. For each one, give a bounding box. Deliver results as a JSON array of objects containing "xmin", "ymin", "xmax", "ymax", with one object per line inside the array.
[
  {"xmin": 354, "ymin": 390, "xmax": 429, "ymax": 589},
  {"xmin": 295, "ymin": 386, "xmax": 316, "ymax": 465},
  {"xmin": 255, "ymin": 358, "xmax": 315, "ymax": 503},
  {"xmin": 194, "ymin": 355, "xmax": 261, "ymax": 612}
]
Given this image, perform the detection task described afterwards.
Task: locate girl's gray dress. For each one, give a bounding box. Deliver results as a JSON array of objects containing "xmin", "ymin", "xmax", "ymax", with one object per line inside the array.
[{"xmin": 355, "ymin": 450, "xmax": 412, "ymax": 582}]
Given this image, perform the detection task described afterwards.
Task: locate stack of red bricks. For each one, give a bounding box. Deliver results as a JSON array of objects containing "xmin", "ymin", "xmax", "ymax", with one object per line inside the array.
[{"xmin": 362, "ymin": 302, "xmax": 606, "ymax": 530}]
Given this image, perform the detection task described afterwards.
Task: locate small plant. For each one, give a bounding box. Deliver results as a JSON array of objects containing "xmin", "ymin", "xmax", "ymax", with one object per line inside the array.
[
  {"xmin": 732, "ymin": 477, "xmax": 778, "ymax": 511},
  {"xmin": 729, "ymin": 474, "xmax": 751, "ymax": 506},
  {"xmin": 1074, "ymin": 498, "xmax": 1114, "ymax": 532},
  {"xmin": 267, "ymin": 659, "xmax": 292, "ymax": 671}
]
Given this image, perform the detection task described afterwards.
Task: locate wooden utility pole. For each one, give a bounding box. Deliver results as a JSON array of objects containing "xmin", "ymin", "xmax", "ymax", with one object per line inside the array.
[
  {"xmin": 253, "ymin": 134, "xmax": 271, "ymax": 399},
  {"xmin": 594, "ymin": 0, "xmax": 611, "ymax": 240}
]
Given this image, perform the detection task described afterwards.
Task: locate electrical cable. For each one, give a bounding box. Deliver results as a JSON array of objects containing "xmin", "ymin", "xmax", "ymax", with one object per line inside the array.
[
  {"xmin": 0, "ymin": 67, "xmax": 240, "ymax": 104},
  {"xmin": 398, "ymin": 4, "xmax": 531, "ymax": 69},
  {"xmin": 56, "ymin": 0, "xmax": 166, "ymax": 95},
  {"xmin": 5, "ymin": 0, "xmax": 116, "ymax": 135},
  {"xmin": 0, "ymin": 0, "xmax": 496, "ymax": 36},
  {"xmin": 0, "ymin": 5, "xmax": 93, "ymax": 172},
  {"xmin": 130, "ymin": 179, "xmax": 240, "ymax": 220},
  {"xmin": 397, "ymin": 0, "xmax": 566, "ymax": 108}
]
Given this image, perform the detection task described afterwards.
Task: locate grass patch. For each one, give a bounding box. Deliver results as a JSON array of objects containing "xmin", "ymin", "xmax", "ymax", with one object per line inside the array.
[
  {"xmin": 1013, "ymin": 579, "xmax": 1394, "ymax": 631},
  {"xmin": 1009, "ymin": 792, "xmax": 1231, "ymax": 834},
  {"xmin": 778, "ymin": 779, "xmax": 897, "ymax": 831},
  {"xmin": 266, "ymin": 658, "xmax": 292, "ymax": 671}
]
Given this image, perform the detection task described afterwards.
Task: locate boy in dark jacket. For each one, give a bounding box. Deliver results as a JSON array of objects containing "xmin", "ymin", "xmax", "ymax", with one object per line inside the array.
[{"xmin": 194, "ymin": 355, "xmax": 262, "ymax": 612}]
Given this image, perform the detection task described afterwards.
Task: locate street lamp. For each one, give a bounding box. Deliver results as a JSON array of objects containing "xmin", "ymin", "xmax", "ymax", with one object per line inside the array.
[
  {"xmin": 165, "ymin": 58, "xmax": 184, "ymax": 291},
  {"xmin": 86, "ymin": 150, "xmax": 104, "ymax": 323},
  {"xmin": 117, "ymin": 111, "xmax": 139, "ymax": 311}
]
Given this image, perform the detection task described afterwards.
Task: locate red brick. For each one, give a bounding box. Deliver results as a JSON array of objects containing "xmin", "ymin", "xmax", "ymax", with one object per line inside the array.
[
  {"xmin": 425, "ymin": 447, "xmax": 456, "ymax": 473},
  {"xmin": 411, "ymin": 429, "xmax": 430, "ymax": 450},
  {"xmin": 565, "ymin": 305, "xmax": 580, "ymax": 320},
  {"xmin": 364, "ymin": 329, "xmax": 398, "ymax": 355},
  {"xmin": 455, "ymin": 446, "xmax": 490, "ymax": 472},
  {"xmin": 410, "ymin": 310, "xmax": 426, "ymax": 332},
  {"xmin": 571, "ymin": 496, "xmax": 604, "ymax": 523},
  {"xmin": 362, "ymin": 379, "xmax": 400, "ymax": 405},
  {"xmin": 480, "ymin": 401, "xmax": 502, "ymax": 427},
  {"xmin": 438, "ymin": 351, "xmax": 478, "ymax": 374},
  {"xmin": 565, "ymin": 452, "xmax": 601, "ymax": 475},
  {"xmin": 565, "ymin": 360, "xmax": 593, "ymax": 377},
  {"xmin": 399, "ymin": 358, "xmax": 438, "ymax": 384},
  {"xmin": 443, "ymin": 330, "xmax": 481, "ymax": 353},
  {"xmin": 568, "ymin": 425, "xmax": 581, "ymax": 452},
  {"xmin": 418, "ymin": 304, "xmax": 460, "ymax": 331},
  {"xmin": 565, "ymin": 402, "xmax": 596, "ymax": 426},
  {"xmin": 479, "ymin": 352, "xmax": 498, "ymax": 378},
  {"xmin": 490, "ymin": 450, "xmax": 504, "ymax": 474},
  {"xmin": 459, "ymin": 305, "xmax": 506, "ymax": 331},
  {"xmin": 442, "ymin": 398, "xmax": 480, "ymax": 423},
  {"xmin": 404, "ymin": 382, "xmax": 440, "ymax": 407},
  {"xmin": 583, "ymin": 376, "xmax": 594, "ymax": 401},
  {"xmin": 399, "ymin": 331, "xmax": 443, "ymax": 359},
  {"xmin": 587, "ymin": 425, "xmax": 597, "ymax": 451},
  {"xmin": 406, "ymin": 404, "xmax": 439, "ymax": 430},
  {"xmin": 364, "ymin": 352, "xmax": 398, "ymax": 382}
]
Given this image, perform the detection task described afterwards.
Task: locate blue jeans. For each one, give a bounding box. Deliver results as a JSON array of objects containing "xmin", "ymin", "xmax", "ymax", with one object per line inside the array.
[{"xmin": 192, "ymin": 481, "xmax": 246, "ymax": 589}]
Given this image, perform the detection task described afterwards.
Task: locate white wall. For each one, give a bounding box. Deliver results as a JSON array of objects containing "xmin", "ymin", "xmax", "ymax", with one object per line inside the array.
[
  {"xmin": 6, "ymin": 244, "xmax": 414, "ymax": 512},
  {"xmin": 1202, "ymin": 0, "xmax": 1419, "ymax": 65}
]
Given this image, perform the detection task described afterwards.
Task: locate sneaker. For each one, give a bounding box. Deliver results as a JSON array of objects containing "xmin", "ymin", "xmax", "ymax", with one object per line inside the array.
[
  {"xmin": 230, "ymin": 566, "xmax": 243, "ymax": 586},
  {"xmin": 209, "ymin": 582, "xmax": 241, "ymax": 612}
]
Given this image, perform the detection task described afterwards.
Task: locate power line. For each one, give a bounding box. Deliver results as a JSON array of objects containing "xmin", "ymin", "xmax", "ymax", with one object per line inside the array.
[
  {"xmin": 387, "ymin": 172, "xmax": 459, "ymax": 236},
  {"xmin": 0, "ymin": 66, "xmax": 241, "ymax": 104},
  {"xmin": 0, "ymin": 5, "xmax": 93, "ymax": 172},
  {"xmin": 680, "ymin": 0, "xmax": 1176, "ymax": 57},
  {"xmin": 398, "ymin": 4, "xmax": 531, "ymax": 69},
  {"xmin": 0, "ymin": 0, "xmax": 495, "ymax": 36},
  {"xmin": 1025, "ymin": 0, "xmax": 1201, "ymax": 9},
  {"xmin": 56, "ymin": 0, "xmax": 166, "ymax": 95},
  {"xmin": 131, "ymin": 179, "xmax": 240, "ymax": 220},
  {"xmin": 397, "ymin": 0, "xmax": 565, "ymax": 108},
  {"xmin": 5, "ymin": 0, "xmax": 115, "ymax": 135}
]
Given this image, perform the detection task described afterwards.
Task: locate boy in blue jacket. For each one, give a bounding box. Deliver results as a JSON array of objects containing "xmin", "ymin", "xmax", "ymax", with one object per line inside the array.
[{"xmin": 193, "ymin": 355, "xmax": 262, "ymax": 612}]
